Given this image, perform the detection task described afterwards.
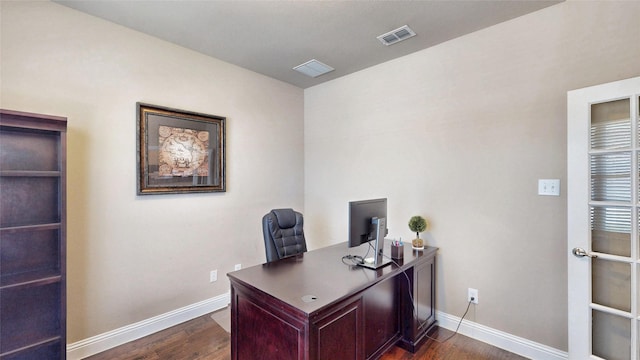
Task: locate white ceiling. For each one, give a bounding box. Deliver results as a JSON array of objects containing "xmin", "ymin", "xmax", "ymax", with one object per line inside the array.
[{"xmin": 54, "ymin": 0, "xmax": 563, "ymax": 89}]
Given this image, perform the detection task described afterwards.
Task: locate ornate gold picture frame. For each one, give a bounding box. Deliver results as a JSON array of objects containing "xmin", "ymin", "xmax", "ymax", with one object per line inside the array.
[{"xmin": 137, "ymin": 103, "xmax": 225, "ymax": 195}]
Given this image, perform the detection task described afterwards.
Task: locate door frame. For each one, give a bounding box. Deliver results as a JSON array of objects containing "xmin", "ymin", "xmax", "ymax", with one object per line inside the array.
[{"xmin": 567, "ymin": 76, "xmax": 640, "ymax": 359}]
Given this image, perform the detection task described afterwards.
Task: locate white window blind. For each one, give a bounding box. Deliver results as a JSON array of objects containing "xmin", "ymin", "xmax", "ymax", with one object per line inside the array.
[
  {"xmin": 590, "ymin": 153, "xmax": 631, "ymax": 203},
  {"xmin": 589, "ymin": 99, "xmax": 632, "ymax": 234}
]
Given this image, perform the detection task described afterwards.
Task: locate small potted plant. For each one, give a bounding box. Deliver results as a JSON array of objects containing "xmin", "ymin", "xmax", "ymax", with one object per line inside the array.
[{"xmin": 408, "ymin": 215, "xmax": 427, "ymax": 250}]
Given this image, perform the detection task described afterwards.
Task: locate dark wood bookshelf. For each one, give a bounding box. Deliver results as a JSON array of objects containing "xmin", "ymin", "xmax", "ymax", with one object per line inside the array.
[{"xmin": 0, "ymin": 109, "xmax": 67, "ymax": 360}]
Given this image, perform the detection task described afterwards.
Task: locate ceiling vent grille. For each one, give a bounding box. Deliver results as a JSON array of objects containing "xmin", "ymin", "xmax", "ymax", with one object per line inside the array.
[
  {"xmin": 293, "ymin": 59, "xmax": 335, "ymax": 78},
  {"xmin": 377, "ymin": 25, "xmax": 416, "ymax": 46}
]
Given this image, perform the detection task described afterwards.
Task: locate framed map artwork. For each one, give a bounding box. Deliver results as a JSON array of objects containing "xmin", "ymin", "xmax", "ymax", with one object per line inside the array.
[{"xmin": 137, "ymin": 103, "xmax": 226, "ymax": 195}]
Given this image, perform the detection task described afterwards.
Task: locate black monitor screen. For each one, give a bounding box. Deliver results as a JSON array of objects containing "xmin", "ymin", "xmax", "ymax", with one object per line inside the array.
[{"xmin": 348, "ymin": 198, "xmax": 387, "ymax": 248}]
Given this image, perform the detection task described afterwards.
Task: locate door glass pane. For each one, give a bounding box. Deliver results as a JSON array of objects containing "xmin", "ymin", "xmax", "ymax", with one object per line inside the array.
[
  {"xmin": 592, "ymin": 258, "xmax": 631, "ymax": 312},
  {"xmin": 591, "ymin": 152, "xmax": 631, "ymax": 202},
  {"xmin": 591, "ymin": 206, "xmax": 631, "ymax": 257},
  {"xmin": 638, "ymin": 207, "xmax": 640, "ymax": 259},
  {"xmin": 592, "ymin": 310, "xmax": 631, "ymax": 360},
  {"xmin": 637, "ymin": 95, "xmax": 640, "ymax": 147},
  {"xmin": 591, "ymin": 98, "xmax": 631, "ymax": 150},
  {"xmin": 591, "ymin": 99, "xmax": 631, "ymax": 150}
]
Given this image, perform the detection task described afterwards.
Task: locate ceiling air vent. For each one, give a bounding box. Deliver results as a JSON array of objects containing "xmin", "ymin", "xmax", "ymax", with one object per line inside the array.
[
  {"xmin": 293, "ymin": 59, "xmax": 335, "ymax": 78},
  {"xmin": 377, "ymin": 25, "xmax": 416, "ymax": 46}
]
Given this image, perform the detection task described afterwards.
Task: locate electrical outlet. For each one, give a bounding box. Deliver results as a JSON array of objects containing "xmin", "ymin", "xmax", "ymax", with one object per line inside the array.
[
  {"xmin": 210, "ymin": 270, "xmax": 218, "ymax": 283},
  {"xmin": 468, "ymin": 288, "xmax": 478, "ymax": 304},
  {"xmin": 234, "ymin": 264, "xmax": 242, "ymax": 271}
]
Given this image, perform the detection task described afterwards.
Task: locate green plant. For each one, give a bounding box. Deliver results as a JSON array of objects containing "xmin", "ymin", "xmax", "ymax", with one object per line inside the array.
[{"xmin": 408, "ymin": 216, "xmax": 427, "ymax": 238}]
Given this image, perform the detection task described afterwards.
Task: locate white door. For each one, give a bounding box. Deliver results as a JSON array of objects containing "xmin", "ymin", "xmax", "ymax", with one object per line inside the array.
[{"xmin": 568, "ymin": 76, "xmax": 640, "ymax": 360}]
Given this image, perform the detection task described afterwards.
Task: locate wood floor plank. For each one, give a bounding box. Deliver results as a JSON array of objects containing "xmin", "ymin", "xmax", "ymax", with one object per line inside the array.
[{"xmin": 84, "ymin": 313, "xmax": 528, "ymax": 360}]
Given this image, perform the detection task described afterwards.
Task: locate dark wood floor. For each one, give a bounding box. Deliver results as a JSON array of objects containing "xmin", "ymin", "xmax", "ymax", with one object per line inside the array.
[{"xmin": 85, "ymin": 313, "xmax": 529, "ymax": 360}]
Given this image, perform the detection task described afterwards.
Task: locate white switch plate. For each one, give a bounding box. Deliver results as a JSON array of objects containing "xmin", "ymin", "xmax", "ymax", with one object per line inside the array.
[
  {"xmin": 210, "ymin": 270, "xmax": 217, "ymax": 283},
  {"xmin": 538, "ymin": 179, "xmax": 560, "ymax": 196}
]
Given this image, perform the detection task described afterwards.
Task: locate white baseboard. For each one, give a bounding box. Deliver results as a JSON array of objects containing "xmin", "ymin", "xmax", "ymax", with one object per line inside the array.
[
  {"xmin": 66, "ymin": 295, "xmax": 567, "ymax": 360},
  {"xmin": 66, "ymin": 292, "xmax": 231, "ymax": 360},
  {"xmin": 437, "ymin": 310, "xmax": 568, "ymax": 360}
]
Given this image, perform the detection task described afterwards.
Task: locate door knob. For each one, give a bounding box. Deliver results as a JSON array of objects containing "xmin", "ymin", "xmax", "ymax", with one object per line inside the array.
[{"xmin": 572, "ymin": 247, "xmax": 597, "ymax": 258}]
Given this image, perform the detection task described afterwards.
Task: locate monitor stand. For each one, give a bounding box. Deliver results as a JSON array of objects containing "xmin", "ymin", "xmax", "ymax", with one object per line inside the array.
[{"xmin": 358, "ymin": 217, "xmax": 393, "ymax": 270}]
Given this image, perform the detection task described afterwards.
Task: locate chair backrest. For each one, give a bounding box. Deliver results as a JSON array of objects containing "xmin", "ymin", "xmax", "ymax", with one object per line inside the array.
[{"xmin": 262, "ymin": 208, "xmax": 307, "ymax": 262}]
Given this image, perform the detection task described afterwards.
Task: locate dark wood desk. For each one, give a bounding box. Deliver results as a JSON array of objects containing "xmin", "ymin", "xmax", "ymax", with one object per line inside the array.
[{"xmin": 228, "ymin": 242, "xmax": 437, "ymax": 360}]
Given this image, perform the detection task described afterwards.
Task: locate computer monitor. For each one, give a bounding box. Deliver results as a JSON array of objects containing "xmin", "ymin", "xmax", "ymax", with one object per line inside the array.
[{"xmin": 348, "ymin": 198, "xmax": 392, "ymax": 269}]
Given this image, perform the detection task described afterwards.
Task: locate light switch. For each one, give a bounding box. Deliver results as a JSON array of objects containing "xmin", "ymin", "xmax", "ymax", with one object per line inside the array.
[{"xmin": 538, "ymin": 179, "xmax": 560, "ymax": 196}]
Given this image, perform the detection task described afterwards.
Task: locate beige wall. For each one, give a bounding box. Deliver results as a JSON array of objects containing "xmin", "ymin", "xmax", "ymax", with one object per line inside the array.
[
  {"xmin": 3, "ymin": 0, "xmax": 640, "ymax": 353},
  {"xmin": 1, "ymin": 1, "xmax": 304, "ymax": 342},
  {"xmin": 304, "ymin": 0, "xmax": 640, "ymax": 351}
]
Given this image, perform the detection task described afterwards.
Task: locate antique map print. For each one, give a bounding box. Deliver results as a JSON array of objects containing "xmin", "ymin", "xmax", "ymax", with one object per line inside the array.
[{"xmin": 158, "ymin": 126, "xmax": 209, "ymax": 177}]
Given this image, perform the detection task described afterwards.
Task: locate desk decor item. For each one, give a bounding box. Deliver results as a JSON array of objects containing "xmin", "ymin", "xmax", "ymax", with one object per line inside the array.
[
  {"xmin": 408, "ymin": 215, "xmax": 427, "ymax": 250},
  {"xmin": 391, "ymin": 239, "xmax": 404, "ymax": 260},
  {"xmin": 137, "ymin": 103, "xmax": 225, "ymax": 195}
]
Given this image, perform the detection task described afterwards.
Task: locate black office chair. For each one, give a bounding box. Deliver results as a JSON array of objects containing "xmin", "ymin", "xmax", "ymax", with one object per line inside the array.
[{"xmin": 262, "ymin": 208, "xmax": 307, "ymax": 263}]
